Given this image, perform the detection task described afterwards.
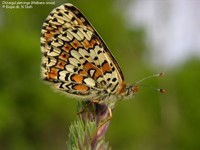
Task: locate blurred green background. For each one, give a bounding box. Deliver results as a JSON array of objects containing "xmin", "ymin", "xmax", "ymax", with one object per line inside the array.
[{"xmin": 1, "ymin": 0, "xmax": 200, "ymax": 150}]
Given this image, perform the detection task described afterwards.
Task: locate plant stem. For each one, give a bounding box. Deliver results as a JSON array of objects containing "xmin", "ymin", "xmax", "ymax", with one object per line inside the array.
[{"xmin": 67, "ymin": 101, "xmax": 111, "ymax": 150}]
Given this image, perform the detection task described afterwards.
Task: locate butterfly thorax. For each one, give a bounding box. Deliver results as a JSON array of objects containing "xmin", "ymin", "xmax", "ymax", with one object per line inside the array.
[{"xmin": 96, "ymin": 84, "xmax": 139, "ymax": 108}]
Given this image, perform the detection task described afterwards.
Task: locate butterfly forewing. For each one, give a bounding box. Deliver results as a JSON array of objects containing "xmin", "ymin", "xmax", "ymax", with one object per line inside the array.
[{"xmin": 41, "ymin": 3, "xmax": 125, "ymax": 101}]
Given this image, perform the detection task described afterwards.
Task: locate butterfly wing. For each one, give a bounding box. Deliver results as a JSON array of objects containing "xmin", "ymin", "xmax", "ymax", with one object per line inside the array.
[{"xmin": 41, "ymin": 3, "xmax": 126, "ymax": 100}]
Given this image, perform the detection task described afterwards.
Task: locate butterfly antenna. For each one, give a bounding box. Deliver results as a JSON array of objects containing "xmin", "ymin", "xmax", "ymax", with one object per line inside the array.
[
  {"xmin": 134, "ymin": 72, "xmax": 165, "ymax": 93},
  {"xmin": 139, "ymin": 84, "xmax": 165, "ymax": 93}
]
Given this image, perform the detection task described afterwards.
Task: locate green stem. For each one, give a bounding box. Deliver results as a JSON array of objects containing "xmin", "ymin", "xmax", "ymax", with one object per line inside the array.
[{"xmin": 67, "ymin": 101, "xmax": 111, "ymax": 150}]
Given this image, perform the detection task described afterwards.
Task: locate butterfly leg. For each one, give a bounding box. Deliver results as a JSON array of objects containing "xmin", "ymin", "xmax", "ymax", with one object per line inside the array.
[
  {"xmin": 97, "ymin": 106, "xmax": 112, "ymax": 130},
  {"xmin": 78, "ymin": 100, "xmax": 112, "ymax": 129},
  {"xmin": 77, "ymin": 99, "xmax": 100, "ymax": 114}
]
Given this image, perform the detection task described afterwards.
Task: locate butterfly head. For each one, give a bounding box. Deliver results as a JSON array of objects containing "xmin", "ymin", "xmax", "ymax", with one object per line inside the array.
[{"xmin": 122, "ymin": 85, "xmax": 139, "ymax": 98}]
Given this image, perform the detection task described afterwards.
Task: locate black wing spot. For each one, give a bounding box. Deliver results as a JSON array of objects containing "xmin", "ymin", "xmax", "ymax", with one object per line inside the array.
[
  {"xmin": 57, "ymin": 13, "xmax": 63, "ymax": 17},
  {"xmin": 56, "ymin": 8, "xmax": 60, "ymax": 12},
  {"xmin": 83, "ymin": 29, "xmax": 87, "ymax": 33},
  {"xmin": 112, "ymin": 78, "xmax": 117, "ymax": 82},
  {"xmin": 85, "ymin": 55, "xmax": 90, "ymax": 58},
  {"xmin": 94, "ymin": 56, "xmax": 98, "ymax": 60},
  {"xmin": 73, "ymin": 67, "xmax": 78, "ymax": 72},
  {"xmin": 65, "ymin": 73, "xmax": 70, "ymax": 81},
  {"xmin": 63, "ymin": 32, "xmax": 67, "ymax": 37},
  {"xmin": 97, "ymin": 50, "xmax": 102, "ymax": 54},
  {"xmin": 71, "ymin": 17, "xmax": 75, "ymax": 21},
  {"xmin": 52, "ymin": 18, "xmax": 58, "ymax": 22},
  {"xmin": 72, "ymin": 29, "xmax": 78, "ymax": 33}
]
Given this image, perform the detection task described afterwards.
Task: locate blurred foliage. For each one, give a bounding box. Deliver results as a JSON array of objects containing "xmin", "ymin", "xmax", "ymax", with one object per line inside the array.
[{"xmin": 0, "ymin": 0, "xmax": 200, "ymax": 150}]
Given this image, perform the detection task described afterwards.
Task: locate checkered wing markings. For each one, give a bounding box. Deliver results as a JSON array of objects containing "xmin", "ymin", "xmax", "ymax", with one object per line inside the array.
[
  {"xmin": 41, "ymin": 3, "xmax": 125, "ymax": 99},
  {"xmin": 63, "ymin": 4, "xmax": 124, "ymax": 79}
]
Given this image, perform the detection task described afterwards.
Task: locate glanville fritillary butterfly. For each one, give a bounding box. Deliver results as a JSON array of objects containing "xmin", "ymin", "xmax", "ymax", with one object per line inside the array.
[{"xmin": 40, "ymin": 3, "xmax": 164, "ymax": 112}]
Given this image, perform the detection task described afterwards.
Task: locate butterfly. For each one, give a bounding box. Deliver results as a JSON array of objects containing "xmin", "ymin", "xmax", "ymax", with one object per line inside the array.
[{"xmin": 40, "ymin": 3, "xmax": 164, "ymax": 110}]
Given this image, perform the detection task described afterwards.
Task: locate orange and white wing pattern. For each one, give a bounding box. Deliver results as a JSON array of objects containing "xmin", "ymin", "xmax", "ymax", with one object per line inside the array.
[{"xmin": 41, "ymin": 3, "xmax": 126, "ymax": 102}]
